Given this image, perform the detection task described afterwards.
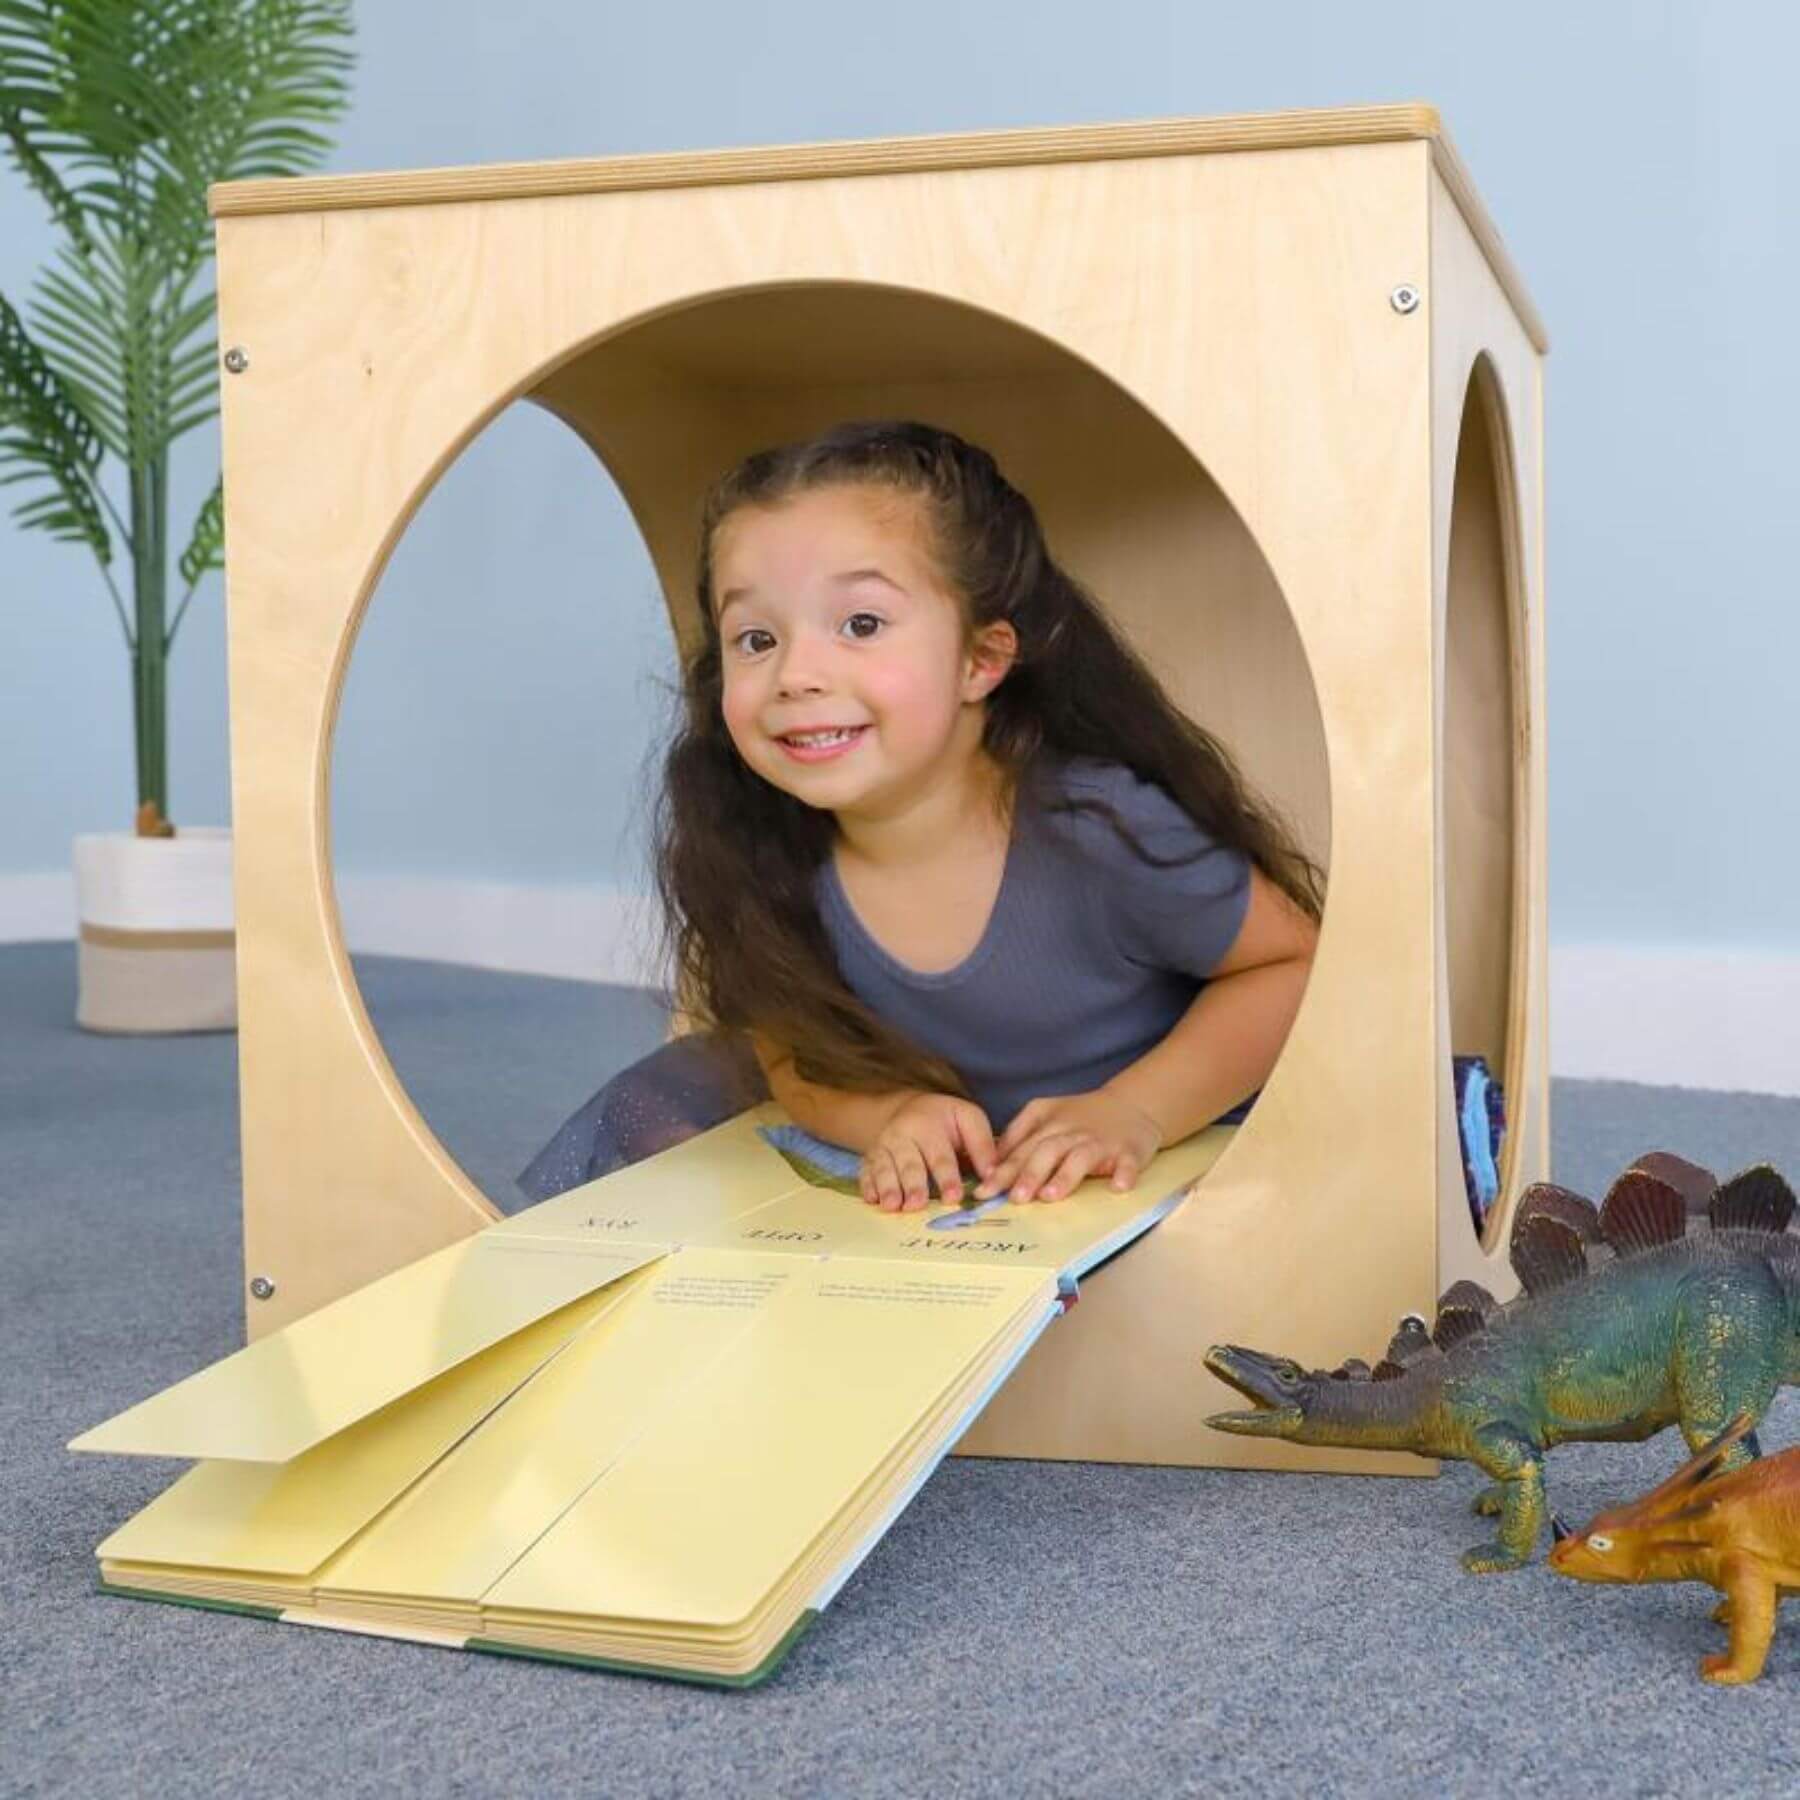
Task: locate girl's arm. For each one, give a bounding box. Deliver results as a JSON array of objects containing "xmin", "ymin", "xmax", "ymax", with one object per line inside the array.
[
  {"xmin": 974, "ymin": 865, "xmax": 1318, "ymax": 1203},
  {"xmin": 1100, "ymin": 865, "xmax": 1318, "ymax": 1145},
  {"xmin": 748, "ymin": 1031, "xmax": 921, "ymax": 1153}
]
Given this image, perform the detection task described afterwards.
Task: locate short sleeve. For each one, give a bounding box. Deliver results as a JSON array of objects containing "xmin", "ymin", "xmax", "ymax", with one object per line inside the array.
[{"xmin": 1061, "ymin": 761, "xmax": 1253, "ymax": 980}]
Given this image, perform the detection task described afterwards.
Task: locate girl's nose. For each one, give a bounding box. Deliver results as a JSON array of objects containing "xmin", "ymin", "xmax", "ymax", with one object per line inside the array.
[{"xmin": 774, "ymin": 640, "xmax": 828, "ymax": 696}]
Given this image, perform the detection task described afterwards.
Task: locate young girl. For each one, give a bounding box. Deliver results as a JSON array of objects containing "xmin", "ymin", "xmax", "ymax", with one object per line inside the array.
[{"xmin": 518, "ymin": 419, "xmax": 1322, "ymax": 1215}]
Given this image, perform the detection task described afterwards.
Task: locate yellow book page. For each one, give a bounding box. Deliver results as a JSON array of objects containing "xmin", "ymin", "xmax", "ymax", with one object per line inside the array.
[
  {"xmin": 70, "ymin": 1236, "xmax": 655, "ymax": 1462},
  {"xmin": 492, "ymin": 1110, "xmax": 1229, "ymax": 1283},
  {"xmin": 93, "ymin": 1276, "xmax": 643, "ymax": 1575},
  {"xmin": 491, "ymin": 1104, "xmax": 804, "ymax": 1251},
  {"xmin": 101, "ymin": 1564, "xmax": 315, "ymax": 1609},
  {"xmin": 493, "ymin": 1297, "xmax": 1057, "ymax": 1666},
  {"xmin": 688, "ymin": 1122, "xmax": 1236, "ymax": 1272},
  {"xmin": 314, "ymin": 1248, "xmax": 799, "ymax": 1605},
  {"xmin": 483, "ymin": 1257, "xmax": 1052, "ymax": 1629}
]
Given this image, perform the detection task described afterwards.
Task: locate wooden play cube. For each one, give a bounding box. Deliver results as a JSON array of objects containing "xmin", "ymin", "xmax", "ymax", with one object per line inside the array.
[{"xmin": 210, "ymin": 103, "xmax": 1548, "ymax": 1472}]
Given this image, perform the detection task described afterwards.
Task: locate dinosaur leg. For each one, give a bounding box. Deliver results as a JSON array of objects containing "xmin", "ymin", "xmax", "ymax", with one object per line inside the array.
[
  {"xmin": 1470, "ymin": 1483, "xmax": 1506, "ymax": 1517},
  {"xmin": 1682, "ymin": 1417, "xmax": 1763, "ymax": 1473},
  {"xmin": 1673, "ymin": 1270, "xmax": 1782, "ymax": 1469},
  {"xmin": 1701, "ymin": 1556, "xmax": 1777, "ymax": 1684},
  {"xmin": 1715, "ymin": 1585, "xmax": 1800, "ymax": 1626},
  {"xmin": 1462, "ymin": 1426, "xmax": 1545, "ymax": 1573}
]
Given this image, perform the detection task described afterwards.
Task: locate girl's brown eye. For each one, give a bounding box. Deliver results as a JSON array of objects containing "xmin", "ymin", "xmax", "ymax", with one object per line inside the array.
[{"xmin": 844, "ymin": 612, "xmax": 883, "ymax": 639}]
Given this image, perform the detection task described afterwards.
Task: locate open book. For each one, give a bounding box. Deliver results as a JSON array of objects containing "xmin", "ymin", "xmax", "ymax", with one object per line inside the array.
[{"xmin": 70, "ymin": 1105, "xmax": 1232, "ymax": 1686}]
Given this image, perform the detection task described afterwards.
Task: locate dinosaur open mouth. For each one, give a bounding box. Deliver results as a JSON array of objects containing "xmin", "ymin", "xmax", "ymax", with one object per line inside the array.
[
  {"xmin": 1203, "ymin": 1344, "xmax": 1306, "ymax": 1436},
  {"xmin": 1206, "ymin": 1404, "xmax": 1304, "ymax": 1436}
]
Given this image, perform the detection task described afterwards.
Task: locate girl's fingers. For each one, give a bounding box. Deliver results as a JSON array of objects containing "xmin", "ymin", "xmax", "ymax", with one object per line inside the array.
[
  {"xmin": 1035, "ymin": 1140, "xmax": 1101, "ymax": 1202},
  {"xmin": 1047, "ymin": 1145, "xmax": 1102, "ymax": 1201},
  {"xmin": 884, "ymin": 1147, "xmax": 914, "ymax": 1210},
  {"xmin": 976, "ymin": 1124, "xmax": 1048, "ymax": 1196},
  {"xmin": 994, "ymin": 1100, "xmax": 1043, "ymax": 1160},
  {"xmin": 1010, "ymin": 1132, "xmax": 1089, "ymax": 1203},
  {"xmin": 953, "ymin": 1106, "xmax": 998, "ymax": 1180},
  {"xmin": 894, "ymin": 1143, "xmax": 930, "ymax": 1211},
  {"xmin": 1109, "ymin": 1154, "xmax": 1142, "ymax": 1191},
  {"xmin": 973, "ymin": 1149, "xmax": 1024, "ymax": 1199},
  {"xmin": 925, "ymin": 1142, "xmax": 963, "ymax": 1206},
  {"xmin": 868, "ymin": 1147, "xmax": 902, "ymax": 1209},
  {"xmin": 980, "ymin": 1126, "xmax": 1065, "ymax": 1198}
]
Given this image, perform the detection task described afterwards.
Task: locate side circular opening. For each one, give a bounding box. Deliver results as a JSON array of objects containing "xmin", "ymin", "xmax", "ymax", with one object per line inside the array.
[{"xmin": 1442, "ymin": 354, "xmax": 1530, "ymax": 1255}]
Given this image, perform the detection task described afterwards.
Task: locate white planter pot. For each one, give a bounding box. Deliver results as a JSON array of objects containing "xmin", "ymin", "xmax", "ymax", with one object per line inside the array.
[{"xmin": 72, "ymin": 828, "xmax": 237, "ymax": 1034}]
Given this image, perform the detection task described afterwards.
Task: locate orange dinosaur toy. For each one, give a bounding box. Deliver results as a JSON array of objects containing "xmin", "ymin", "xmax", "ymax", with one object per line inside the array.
[{"xmin": 1548, "ymin": 1415, "xmax": 1800, "ymax": 1684}]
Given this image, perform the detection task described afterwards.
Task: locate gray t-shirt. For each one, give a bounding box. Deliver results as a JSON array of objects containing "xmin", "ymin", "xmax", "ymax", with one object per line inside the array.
[{"xmin": 815, "ymin": 756, "xmax": 1256, "ymax": 1136}]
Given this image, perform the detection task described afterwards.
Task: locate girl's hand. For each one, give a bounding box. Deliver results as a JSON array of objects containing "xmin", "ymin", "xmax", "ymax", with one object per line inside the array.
[
  {"xmin": 974, "ymin": 1087, "xmax": 1164, "ymax": 1204},
  {"xmin": 862, "ymin": 1092, "xmax": 999, "ymax": 1213}
]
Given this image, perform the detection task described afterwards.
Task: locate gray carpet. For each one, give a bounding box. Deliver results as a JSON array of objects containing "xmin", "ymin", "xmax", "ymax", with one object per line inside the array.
[{"xmin": 7, "ymin": 939, "xmax": 1800, "ymax": 1798}]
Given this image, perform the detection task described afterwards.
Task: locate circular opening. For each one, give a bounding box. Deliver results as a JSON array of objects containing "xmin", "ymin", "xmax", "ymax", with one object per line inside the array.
[
  {"xmin": 330, "ymin": 281, "xmax": 1332, "ymax": 1209},
  {"xmin": 330, "ymin": 401, "xmax": 676, "ymax": 1208}
]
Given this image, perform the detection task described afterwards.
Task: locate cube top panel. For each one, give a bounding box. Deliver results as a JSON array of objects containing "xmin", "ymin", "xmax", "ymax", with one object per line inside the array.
[
  {"xmin": 209, "ymin": 101, "xmax": 1542, "ymax": 354},
  {"xmin": 211, "ymin": 103, "xmax": 1446, "ymax": 217}
]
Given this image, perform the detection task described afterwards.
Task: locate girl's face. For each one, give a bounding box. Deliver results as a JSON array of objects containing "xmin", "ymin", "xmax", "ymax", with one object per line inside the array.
[{"xmin": 712, "ymin": 483, "xmax": 1014, "ymax": 821}]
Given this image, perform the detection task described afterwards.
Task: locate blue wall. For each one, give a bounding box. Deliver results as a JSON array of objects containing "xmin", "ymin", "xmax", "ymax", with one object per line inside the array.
[{"xmin": 3, "ymin": 1, "xmax": 1795, "ymax": 948}]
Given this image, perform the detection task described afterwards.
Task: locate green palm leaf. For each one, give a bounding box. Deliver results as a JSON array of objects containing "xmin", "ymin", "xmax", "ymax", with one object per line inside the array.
[
  {"xmin": 2, "ymin": 0, "xmax": 355, "ymax": 468},
  {"xmin": 0, "ymin": 0, "xmax": 354, "ymax": 826},
  {"xmin": 176, "ymin": 472, "xmax": 220, "ymax": 592},
  {"xmin": 0, "ymin": 288, "xmax": 111, "ymax": 560},
  {"xmin": 2, "ymin": 2, "xmax": 354, "ymax": 276}
]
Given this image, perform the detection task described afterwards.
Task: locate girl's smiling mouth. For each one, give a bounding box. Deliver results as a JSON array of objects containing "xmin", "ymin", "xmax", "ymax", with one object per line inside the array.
[{"xmin": 776, "ymin": 725, "xmax": 870, "ymax": 761}]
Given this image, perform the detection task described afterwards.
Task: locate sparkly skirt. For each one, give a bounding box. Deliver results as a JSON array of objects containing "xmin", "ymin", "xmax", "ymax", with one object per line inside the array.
[{"xmin": 516, "ymin": 1030, "xmax": 771, "ymax": 1204}]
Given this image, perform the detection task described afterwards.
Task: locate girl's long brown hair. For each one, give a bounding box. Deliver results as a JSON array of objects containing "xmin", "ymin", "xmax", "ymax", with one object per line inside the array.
[{"xmin": 653, "ymin": 419, "xmax": 1324, "ymax": 1099}]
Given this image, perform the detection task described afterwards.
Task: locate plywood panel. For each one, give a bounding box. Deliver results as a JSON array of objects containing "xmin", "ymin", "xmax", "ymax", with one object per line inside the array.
[{"xmin": 212, "ymin": 123, "xmax": 1545, "ymax": 1474}]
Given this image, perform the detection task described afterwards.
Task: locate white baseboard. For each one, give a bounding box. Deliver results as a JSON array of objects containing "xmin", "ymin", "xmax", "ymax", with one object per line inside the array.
[
  {"xmin": 5, "ymin": 870, "xmax": 1797, "ymax": 1097},
  {"xmin": 333, "ymin": 873, "xmax": 668, "ymax": 990},
  {"xmin": 1, "ymin": 871, "xmax": 80, "ymax": 942},
  {"xmin": 0, "ymin": 868, "xmax": 668, "ymax": 991}
]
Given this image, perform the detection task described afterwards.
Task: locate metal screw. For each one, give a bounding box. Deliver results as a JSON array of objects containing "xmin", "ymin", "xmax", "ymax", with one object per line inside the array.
[
  {"xmin": 249, "ymin": 1275, "xmax": 276, "ymax": 1300},
  {"xmin": 223, "ymin": 345, "xmax": 250, "ymax": 373},
  {"xmin": 1390, "ymin": 284, "xmax": 1422, "ymax": 315}
]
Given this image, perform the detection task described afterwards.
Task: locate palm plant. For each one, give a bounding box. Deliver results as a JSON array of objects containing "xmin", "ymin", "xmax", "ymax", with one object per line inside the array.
[{"xmin": 0, "ymin": 0, "xmax": 354, "ymax": 835}]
